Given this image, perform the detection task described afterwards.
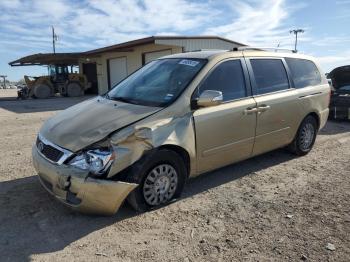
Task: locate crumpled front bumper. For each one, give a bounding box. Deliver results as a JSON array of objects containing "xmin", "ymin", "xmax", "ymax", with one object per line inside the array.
[{"xmin": 32, "ymin": 146, "xmax": 138, "ymax": 215}]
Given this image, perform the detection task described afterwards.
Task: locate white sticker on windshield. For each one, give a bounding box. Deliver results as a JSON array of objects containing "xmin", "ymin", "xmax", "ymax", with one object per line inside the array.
[
  {"xmin": 179, "ymin": 59, "xmax": 200, "ymax": 67},
  {"xmin": 164, "ymin": 93, "xmax": 174, "ymax": 101}
]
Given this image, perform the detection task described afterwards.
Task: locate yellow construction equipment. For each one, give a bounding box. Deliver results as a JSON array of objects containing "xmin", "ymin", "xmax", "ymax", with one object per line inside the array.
[
  {"xmin": 23, "ymin": 65, "xmax": 90, "ymax": 98},
  {"xmin": 9, "ymin": 53, "xmax": 92, "ymax": 99}
]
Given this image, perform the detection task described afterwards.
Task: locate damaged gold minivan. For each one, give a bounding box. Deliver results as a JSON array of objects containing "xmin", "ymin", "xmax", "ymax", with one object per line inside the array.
[{"xmin": 32, "ymin": 50, "xmax": 330, "ymax": 215}]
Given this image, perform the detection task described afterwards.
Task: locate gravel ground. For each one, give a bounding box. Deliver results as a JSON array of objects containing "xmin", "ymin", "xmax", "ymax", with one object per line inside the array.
[
  {"xmin": 0, "ymin": 89, "xmax": 18, "ymax": 100},
  {"xmin": 0, "ymin": 90, "xmax": 349, "ymax": 262}
]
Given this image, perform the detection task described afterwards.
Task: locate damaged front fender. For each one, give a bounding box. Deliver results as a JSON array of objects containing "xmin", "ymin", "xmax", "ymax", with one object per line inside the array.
[{"xmin": 107, "ymin": 113, "xmax": 196, "ymax": 178}]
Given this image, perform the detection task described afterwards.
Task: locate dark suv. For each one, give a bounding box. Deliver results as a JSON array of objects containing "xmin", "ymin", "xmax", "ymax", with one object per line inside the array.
[{"xmin": 329, "ymin": 65, "xmax": 350, "ymax": 120}]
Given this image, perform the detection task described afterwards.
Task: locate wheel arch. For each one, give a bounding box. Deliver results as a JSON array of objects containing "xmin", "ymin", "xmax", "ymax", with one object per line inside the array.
[
  {"xmin": 305, "ymin": 111, "xmax": 320, "ymax": 130},
  {"xmin": 158, "ymin": 144, "xmax": 191, "ymax": 177},
  {"xmin": 288, "ymin": 111, "xmax": 319, "ymax": 156},
  {"xmin": 289, "ymin": 111, "xmax": 321, "ymax": 146}
]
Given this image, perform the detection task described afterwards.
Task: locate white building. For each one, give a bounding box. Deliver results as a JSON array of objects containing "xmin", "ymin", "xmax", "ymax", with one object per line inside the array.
[{"xmin": 80, "ymin": 36, "xmax": 245, "ymax": 94}]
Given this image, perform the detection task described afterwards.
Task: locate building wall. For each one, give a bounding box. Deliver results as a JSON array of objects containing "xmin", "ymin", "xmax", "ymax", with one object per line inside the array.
[
  {"xmin": 80, "ymin": 39, "xmax": 243, "ymax": 94},
  {"xmin": 85, "ymin": 44, "xmax": 182, "ymax": 94}
]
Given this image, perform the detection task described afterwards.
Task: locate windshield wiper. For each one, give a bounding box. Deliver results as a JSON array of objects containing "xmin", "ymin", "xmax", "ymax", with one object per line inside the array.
[
  {"xmin": 108, "ymin": 96, "xmax": 140, "ymax": 104},
  {"xmin": 107, "ymin": 95, "xmax": 163, "ymax": 107}
]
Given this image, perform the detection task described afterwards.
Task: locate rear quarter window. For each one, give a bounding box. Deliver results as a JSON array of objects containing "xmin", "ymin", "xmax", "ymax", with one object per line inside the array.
[{"xmin": 285, "ymin": 58, "xmax": 321, "ymax": 88}]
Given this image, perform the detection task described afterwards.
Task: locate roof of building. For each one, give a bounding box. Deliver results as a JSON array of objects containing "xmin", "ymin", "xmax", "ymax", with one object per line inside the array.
[
  {"xmin": 84, "ymin": 35, "xmax": 246, "ymax": 55},
  {"xmin": 9, "ymin": 36, "xmax": 246, "ymax": 66},
  {"xmin": 9, "ymin": 52, "xmax": 85, "ymax": 66}
]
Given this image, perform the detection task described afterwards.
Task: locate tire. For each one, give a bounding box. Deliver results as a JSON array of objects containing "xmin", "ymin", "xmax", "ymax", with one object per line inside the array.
[
  {"xmin": 33, "ymin": 84, "xmax": 52, "ymax": 99},
  {"xmin": 127, "ymin": 149, "xmax": 187, "ymax": 212},
  {"xmin": 66, "ymin": 82, "xmax": 84, "ymax": 97},
  {"xmin": 288, "ymin": 115, "xmax": 318, "ymax": 156}
]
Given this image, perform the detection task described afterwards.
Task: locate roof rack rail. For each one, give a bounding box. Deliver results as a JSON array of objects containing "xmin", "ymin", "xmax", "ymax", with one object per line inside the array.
[
  {"xmin": 186, "ymin": 49, "xmax": 228, "ymax": 52},
  {"xmin": 233, "ymin": 46, "xmax": 296, "ymax": 53}
]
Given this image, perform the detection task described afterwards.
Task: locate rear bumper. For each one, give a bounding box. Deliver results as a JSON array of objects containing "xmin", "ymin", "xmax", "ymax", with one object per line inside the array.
[
  {"xmin": 32, "ymin": 146, "xmax": 138, "ymax": 215},
  {"xmin": 319, "ymin": 108, "xmax": 329, "ymax": 129}
]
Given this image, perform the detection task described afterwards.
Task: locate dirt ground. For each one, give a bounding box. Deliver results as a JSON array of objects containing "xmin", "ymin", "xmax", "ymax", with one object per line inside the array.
[{"xmin": 0, "ymin": 89, "xmax": 349, "ymax": 262}]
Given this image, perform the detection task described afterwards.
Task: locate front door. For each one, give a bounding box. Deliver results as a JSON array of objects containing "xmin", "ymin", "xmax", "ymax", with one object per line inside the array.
[
  {"xmin": 193, "ymin": 59, "xmax": 257, "ymax": 173},
  {"xmin": 246, "ymin": 58, "xmax": 299, "ymax": 156},
  {"xmin": 83, "ymin": 63, "xmax": 98, "ymax": 94}
]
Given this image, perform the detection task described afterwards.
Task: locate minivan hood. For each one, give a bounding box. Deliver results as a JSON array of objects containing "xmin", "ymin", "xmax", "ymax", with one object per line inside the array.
[
  {"xmin": 40, "ymin": 96, "xmax": 161, "ymax": 152},
  {"xmin": 329, "ymin": 65, "xmax": 350, "ymax": 89}
]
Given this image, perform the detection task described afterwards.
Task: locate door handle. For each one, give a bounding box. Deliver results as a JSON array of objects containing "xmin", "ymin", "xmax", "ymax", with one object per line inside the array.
[
  {"xmin": 257, "ymin": 105, "xmax": 271, "ymax": 112},
  {"xmin": 244, "ymin": 107, "xmax": 258, "ymax": 115}
]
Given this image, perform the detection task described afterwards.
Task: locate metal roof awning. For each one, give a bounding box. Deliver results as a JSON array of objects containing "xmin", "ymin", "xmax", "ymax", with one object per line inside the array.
[
  {"xmin": 9, "ymin": 50, "xmax": 131, "ymax": 67},
  {"xmin": 9, "ymin": 53, "xmax": 85, "ymax": 66},
  {"xmin": 9, "ymin": 35, "xmax": 246, "ymax": 66}
]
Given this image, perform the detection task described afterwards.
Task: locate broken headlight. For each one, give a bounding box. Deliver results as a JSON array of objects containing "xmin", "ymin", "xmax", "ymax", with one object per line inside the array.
[{"xmin": 68, "ymin": 148, "xmax": 115, "ymax": 176}]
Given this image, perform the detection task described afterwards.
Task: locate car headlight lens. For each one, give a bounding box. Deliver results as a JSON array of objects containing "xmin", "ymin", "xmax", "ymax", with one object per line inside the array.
[{"xmin": 68, "ymin": 148, "xmax": 115, "ymax": 175}]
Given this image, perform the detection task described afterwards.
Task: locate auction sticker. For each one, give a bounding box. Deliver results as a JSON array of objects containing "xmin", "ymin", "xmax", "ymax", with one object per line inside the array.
[
  {"xmin": 164, "ymin": 93, "xmax": 174, "ymax": 101},
  {"xmin": 179, "ymin": 59, "xmax": 199, "ymax": 67}
]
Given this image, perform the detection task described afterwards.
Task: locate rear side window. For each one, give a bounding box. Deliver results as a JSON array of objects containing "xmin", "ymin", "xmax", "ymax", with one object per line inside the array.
[
  {"xmin": 285, "ymin": 58, "xmax": 321, "ymax": 88},
  {"xmin": 250, "ymin": 59, "xmax": 290, "ymax": 95},
  {"xmin": 199, "ymin": 60, "xmax": 246, "ymax": 101}
]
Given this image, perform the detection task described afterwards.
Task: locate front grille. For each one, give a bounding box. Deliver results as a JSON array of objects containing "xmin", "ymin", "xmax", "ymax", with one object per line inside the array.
[{"xmin": 36, "ymin": 137, "xmax": 64, "ymax": 162}]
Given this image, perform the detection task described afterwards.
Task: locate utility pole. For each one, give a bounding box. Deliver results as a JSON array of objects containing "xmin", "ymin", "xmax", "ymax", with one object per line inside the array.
[
  {"xmin": 52, "ymin": 26, "xmax": 58, "ymax": 54},
  {"xmin": 290, "ymin": 29, "xmax": 304, "ymax": 53},
  {"xmin": 0, "ymin": 75, "xmax": 7, "ymax": 89}
]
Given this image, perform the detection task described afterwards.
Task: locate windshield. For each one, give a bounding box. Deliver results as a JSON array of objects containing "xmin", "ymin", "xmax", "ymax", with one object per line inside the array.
[
  {"xmin": 107, "ymin": 58, "xmax": 206, "ymax": 107},
  {"xmin": 48, "ymin": 65, "xmax": 69, "ymax": 76},
  {"xmin": 49, "ymin": 65, "xmax": 56, "ymax": 76}
]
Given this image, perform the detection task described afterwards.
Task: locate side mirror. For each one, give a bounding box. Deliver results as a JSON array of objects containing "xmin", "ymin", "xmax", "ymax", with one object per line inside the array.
[{"xmin": 196, "ymin": 90, "xmax": 223, "ymax": 108}]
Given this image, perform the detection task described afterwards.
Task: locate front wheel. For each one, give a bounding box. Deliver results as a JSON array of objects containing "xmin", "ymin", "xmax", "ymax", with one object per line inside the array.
[
  {"xmin": 288, "ymin": 115, "xmax": 318, "ymax": 156},
  {"xmin": 33, "ymin": 84, "xmax": 52, "ymax": 99},
  {"xmin": 127, "ymin": 149, "xmax": 187, "ymax": 212}
]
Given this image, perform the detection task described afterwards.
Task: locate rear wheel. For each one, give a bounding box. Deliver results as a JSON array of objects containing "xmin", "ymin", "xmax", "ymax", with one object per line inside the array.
[
  {"xmin": 33, "ymin": 84, "xmax": 52, "ymax": 99},
  {"xmin": 127, "ymin": 149, "xmax": 187, "ymax": 212},
  {"xmin": 289, "ymin": 115, "xmax": 318, "ymax": 156},
  {"xmin": 66, "ymin": 82, "xmax": 84, "ymax": 97}
]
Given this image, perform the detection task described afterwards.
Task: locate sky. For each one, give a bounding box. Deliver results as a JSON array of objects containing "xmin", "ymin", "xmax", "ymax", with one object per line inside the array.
[{"xmin": 0, "ymin": 0, "xmax": 350, "ymax": 81}]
